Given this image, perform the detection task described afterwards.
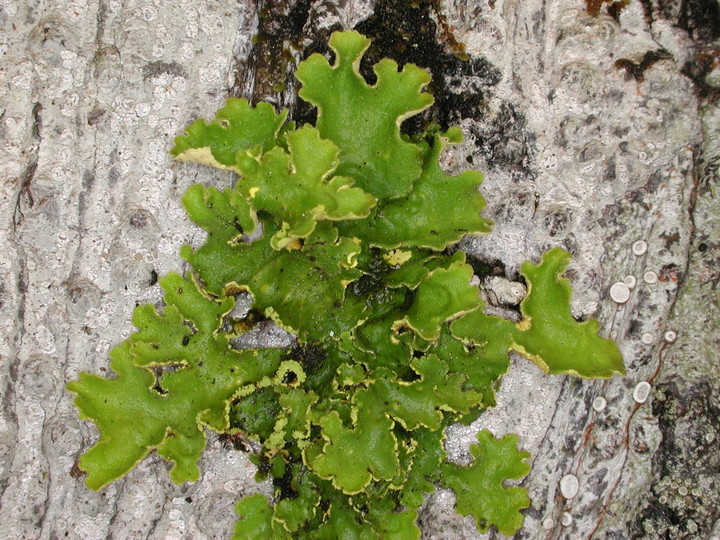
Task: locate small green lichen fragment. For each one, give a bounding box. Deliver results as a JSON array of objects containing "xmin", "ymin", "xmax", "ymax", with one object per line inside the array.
[
  {"xmin": 450, "ymin": 249, "xmax": 624, "ymax": 379},
  {"xmin": 266, "ymin": 388, "xmax": 318, "ymax": 449},
  {"xmin": 230, "ymin": 387, "xmax": 280, "ymax": 443},
  {"xmin": 172, "ymin": 98, "xmax": 287, "ymax": 168},
  {"xmin": 369, "ymin": 355, "xmax": 481, "ymax": 430},
  {"xmin": 180, "ymin": 189, "xmax": 275, "ymax": 293},
  {"xmin": 510, "ymin": 247, "xmax": 625, "ymax": 377},
  {"xmin": 66, "ymin": 274, "xmax": 282, "ymax": 489},
  {"xmin": 399, "ymin": 428, "xmax": 445, "ymax": 509},
  {"xmin": 432, "ymin": 326, "xmax": 509, "ymax": 410},
  {"xmin": 314, "ymin": 498, "xmax": 374, "ymax": 540},
  {"xmin": 245, "ymin": 224, "xmax": 362, "ymax": 340},
  {"xmin": 182, "ymin": 183, "xmax": 258, "ymax": 242},
  {"xmin": 397, "ymin": 259, "xmax": 481, "ymax": 340},
  {"xmin": 348, "ymin": 311, "xmax": 411, "ymax": 372},
  {"xmin": 308, "ymin": 389, "xmax": 399, "ymax": 494},
  {"xmin": 440, "ymin": 430, "xmax": 531, "ymax": 536},
  {"xmin": 344, "ymin": 130, "xmax": 492, "ymax": 249},
  {"xmin": 296, "ymin": 30, "xmax": 433, "ymax": 199},
  {"xmin": 234, "ymin": 125, "xmax": 376, "ymax": 249},
  {"xmin": 233, "ymin": 494, "xmax": 274, "ymax": 540},
  {"xmin": 271, "ymin": 465, "xmax": 321, "ymax": 534},
  {"xmin": 363, "ymin": 498, "xmax": 420, "ymax": 540}
]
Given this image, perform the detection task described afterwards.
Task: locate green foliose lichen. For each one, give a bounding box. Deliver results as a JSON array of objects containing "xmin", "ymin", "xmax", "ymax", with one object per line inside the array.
[{"xmin": 68, "ymin": 30, "xmax": 624, "ymax": 538}]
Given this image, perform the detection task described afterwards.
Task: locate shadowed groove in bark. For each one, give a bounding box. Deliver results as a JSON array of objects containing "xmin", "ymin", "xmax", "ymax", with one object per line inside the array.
[
  {"xmin": 228, "ymin": 0, "xmax": 313, "ymax": 108},
  {"xmin": 13, "ymin": 102, "xmax": 43, "ymax": 228}
]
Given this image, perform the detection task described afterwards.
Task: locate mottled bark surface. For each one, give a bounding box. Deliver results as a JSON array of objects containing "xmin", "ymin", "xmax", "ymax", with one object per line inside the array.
[{"xmin": 1, "ymin": 1, "xmax": 718, "ymax": 539}]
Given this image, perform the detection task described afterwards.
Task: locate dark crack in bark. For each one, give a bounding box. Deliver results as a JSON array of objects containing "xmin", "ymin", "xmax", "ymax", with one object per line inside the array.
[
  {"xmin": 229, "ymin": 0, "xmax": 313, "ymax": 108},
  {"xmin": 13, "ymin": 102, "xmax": 43, "ymax": 228},
  {"xmin": 354, "ymin": 0, "xmax": 502, "ymax": 133}
]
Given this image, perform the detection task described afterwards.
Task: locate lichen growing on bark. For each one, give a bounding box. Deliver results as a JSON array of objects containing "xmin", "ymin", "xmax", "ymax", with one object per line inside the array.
[{"xmin": 68, "ymin": 30, "xmax": 624, "ymax": 539}]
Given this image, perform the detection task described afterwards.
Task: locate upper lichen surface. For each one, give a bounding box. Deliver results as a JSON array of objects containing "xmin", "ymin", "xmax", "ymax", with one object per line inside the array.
[
  {"xmin": 68, "ymin": 30, "xmax": 624, "ymax": 539},
  {"xmin": 297, "ymin": 30, "xmax": 434, "ymax": 200}
]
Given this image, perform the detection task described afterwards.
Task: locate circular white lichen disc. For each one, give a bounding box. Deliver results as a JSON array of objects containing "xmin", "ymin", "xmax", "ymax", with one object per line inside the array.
[
  {"xmin": 632, "ymin": 240, "xmax": 648, "ymax": 256},
  {"xmin": 610, "ymin": 281, "xmax": 631, "ymax": 304},
  {"xmin": 633, "ymin": 381, "xmax": 652, "ymax": 403},
  {"xmin": 592, "ymin": 396, "xmax": 607, "ymax": 412},
  {"xmin": 560, "ymin": 474, "xmax": 580, "ymax": 499},
  {"xmin": 641, "ymin": 332, "xmax": 655, "ymax": 345}
]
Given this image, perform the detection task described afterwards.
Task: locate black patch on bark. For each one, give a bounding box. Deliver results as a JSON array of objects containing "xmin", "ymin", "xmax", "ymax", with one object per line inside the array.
[
  {"xmin": 13, "ymin": 102, "xmax": 43, "ymax": 227},
  {"xmin": 233, "ymin": 0, "xmax": 314, "ymax": 102},
  {"xmin": 465, "ymin": 255, "xmax": 506, "ymax": 279},
  {"xmin": 273, "ymin": 465, "xmax": 298, "ymax": 500},
  {"xmin": 285, "ymin": 342, "xmax": 326, "ymax": 376},
  {"xmin": 615, "ymin": 50, "xmax": 672, "ymax": 82},
  {"xmin": 469, "ymin": 102, "xmax": 537, "ymax": 179},
  {"xmin": 586, "ymin": 0, "xmax": 631, "ymax": 20},
  {"xmin": 647, "ymin": 0, "xmax": 720, "ymax": 102},
  {"xmin": 142, "ymin": 61, "xmax": 187, "ymax": 80},
  {"xmin": 677, "ymin": 0, "xmax": 720, "ymax": 42},
  {"xmin": 352, "ymin": 0, "xmax": 502, "ymax": 133}
]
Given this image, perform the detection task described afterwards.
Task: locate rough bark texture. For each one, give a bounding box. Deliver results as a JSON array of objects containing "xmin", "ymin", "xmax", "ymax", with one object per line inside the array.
[{"xmin": 1, "ymin": 0, "xmax": 718, "ymax": 539}]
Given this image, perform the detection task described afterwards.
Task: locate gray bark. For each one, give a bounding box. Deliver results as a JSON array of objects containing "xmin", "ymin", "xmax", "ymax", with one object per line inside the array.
[{"xmin": 1, "ymin": 1, "xmax": 717, "ymax": 539}]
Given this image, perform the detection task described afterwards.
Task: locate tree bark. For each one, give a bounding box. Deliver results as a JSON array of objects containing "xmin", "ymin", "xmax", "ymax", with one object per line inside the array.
[{"xmin": 1, "ymin": 0, "xmax": 717, "ymax": 538}]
